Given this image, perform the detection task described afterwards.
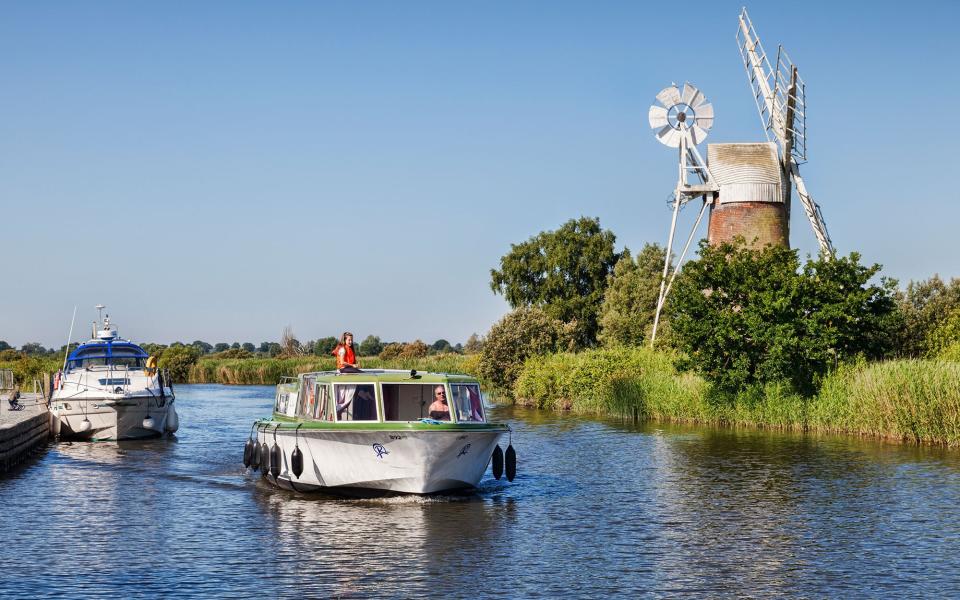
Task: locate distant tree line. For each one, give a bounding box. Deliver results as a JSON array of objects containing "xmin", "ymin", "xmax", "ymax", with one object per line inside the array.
[{"xmin": 0, "ymin": 335, "xmax": 480, "ymax": 364}]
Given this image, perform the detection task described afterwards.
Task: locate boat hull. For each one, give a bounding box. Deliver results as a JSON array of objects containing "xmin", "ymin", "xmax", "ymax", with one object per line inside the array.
[
  {"xmin": 52, "ymin": 396, "xmax": 178, "ymax": 441},
  {"xmin": 256, "ymin": 425, "xmax": 507, "ymax": 494}
]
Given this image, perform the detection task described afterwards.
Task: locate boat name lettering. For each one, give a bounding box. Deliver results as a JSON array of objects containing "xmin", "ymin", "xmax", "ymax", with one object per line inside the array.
[
  {"xmin": 372, "ymin": 443, "xmax": 389, "ymax": 459},
  {"xmin": 389, "ymin": 435, "xmax": 406, "ymax": 440}
]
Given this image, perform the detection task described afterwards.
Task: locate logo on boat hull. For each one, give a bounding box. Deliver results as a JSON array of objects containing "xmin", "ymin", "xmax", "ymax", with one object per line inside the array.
[
  {"xmin": 457, "ymin": 443, "xmax": 471, "ymax": 457},
  {"xmin": 372, "ymin": 443, "xmax": 389, "ymax": 459}
]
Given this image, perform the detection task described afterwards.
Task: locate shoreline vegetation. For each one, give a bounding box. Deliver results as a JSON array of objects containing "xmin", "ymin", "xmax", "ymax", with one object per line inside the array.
[
  {"xmin": 513, "ymin": 347, "xmax": 960, "ymax": 447},
  {"xmin": 5, "ymin": 218, "xmax": 960, "ymax": 447},
  {"xmin": 4, "ymin": 343, "xmax": 960, "ymax": 446}
]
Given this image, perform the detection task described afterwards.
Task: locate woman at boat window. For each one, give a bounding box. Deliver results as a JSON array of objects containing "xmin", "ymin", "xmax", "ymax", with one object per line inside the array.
[
  {"xmin": 429, "ymin": 385, "xmax": 450, "ymax": 421},
  {"xmin": 332, "ymin": 332, "xmax": 361, "ymax": 373}
]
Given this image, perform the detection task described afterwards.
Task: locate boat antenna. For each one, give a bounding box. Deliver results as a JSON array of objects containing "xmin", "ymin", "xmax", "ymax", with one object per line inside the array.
[{"xmin": 61, "ymin": 306, "xmax": 78, "ymax": 377}]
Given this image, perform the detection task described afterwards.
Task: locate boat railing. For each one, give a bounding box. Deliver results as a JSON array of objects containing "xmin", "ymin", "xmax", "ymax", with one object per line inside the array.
[{"xmin": 57, "ymin": 364, "xmax": 172, "ymax": 397}]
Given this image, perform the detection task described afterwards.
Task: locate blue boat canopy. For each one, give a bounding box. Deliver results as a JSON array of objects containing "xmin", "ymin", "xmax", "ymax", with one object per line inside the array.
[{"xmin": 66, "ymin": 340, "xmax": 150, "ymax": 369}]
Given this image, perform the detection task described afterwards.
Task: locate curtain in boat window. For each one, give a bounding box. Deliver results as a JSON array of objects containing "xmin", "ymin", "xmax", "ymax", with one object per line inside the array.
[
  {"xmin": 335, "ymin": 384, "xmax": 377, "ymax": 421},
  {"xmin": 451, "ymin": 384, "xmax": 484, "ymax": 422}
]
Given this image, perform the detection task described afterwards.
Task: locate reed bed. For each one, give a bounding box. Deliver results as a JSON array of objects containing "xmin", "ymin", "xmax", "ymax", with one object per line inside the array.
[
  {"xmin": 513, "ymin": 347, "xmax": 960, "ymax": 446},
  {"xmin": 810, "ymin": 359, "xmax": 960, "ymax": 445}
]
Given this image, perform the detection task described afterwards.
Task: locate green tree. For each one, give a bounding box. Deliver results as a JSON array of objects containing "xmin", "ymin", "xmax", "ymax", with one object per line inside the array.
[
  {"xmin": 191, "ymin": 340, "xmax": 213, "ymax": 354},
  {"xmin": 598, "ymin": 243, "xmax": 668, "ymax": 347},
  {"xmin": 141, "ymin": 343, "xmax": 167, "ymax": 357},
  {"xmin": 669, "ymin": 241, "xmax": 897, "ymax": 395},
  {"xmin": 894, "ymin": 276, "xmax": 960, "ymax": 357},
  {"xmin": 464, "ymin": 333, "xmax": 484, "ymax": 354},
  {"xmin": 478, "ymin": 307, "xmax": 574, "ymax": 392},
  {"xmin": 0, "ymin": 341, "xmax": 11, "ymax": 352},
  {"xmin": 242, "ymin": 342, "xmax": 256, "ymax": 353},
  {"xmin": 214, "ymin": 343, "xmax": 230, "ymax": 353},
  {"xmin": 20, "ymin": 343, "xmax": 47, "ymax": 355},
  {"xmin": 928, "ymin": 307, "xmax": 960, "ymax": 354},
  {"xmin": 358, "ymin": 335, "xmax": 383, "ymax": 357},
  {"xmin": 490, "ymin": 217, "xmax": 621, "ymax": 348},
  {"xmin": 159, "ymin": 345, "xmax": 201, "ymax": 383},
  {"xmin": 431, "ymin": 339, "xmax": 453, "ymax": 354},
  {"xmin": 313, "ymin": 336, "xmax": 339, "ymax": 356}
]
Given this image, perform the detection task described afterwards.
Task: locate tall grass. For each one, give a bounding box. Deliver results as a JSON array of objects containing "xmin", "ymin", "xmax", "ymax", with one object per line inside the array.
[
  {"xmin": 187, "ymin": 353, "xmax": 480, "ymax": 385},
  {"xmin": 513, "ymin": 347, "xmax": 960, "ymax": 446},
  {"xmin": 811, "ymin": 359, "xmax": 960, "ymax": 445}
]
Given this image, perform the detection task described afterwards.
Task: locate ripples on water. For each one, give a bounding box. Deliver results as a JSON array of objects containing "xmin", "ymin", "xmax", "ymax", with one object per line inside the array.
[{"xmin": 2, "ymin": 384, "xmax": 960, "ymax": 597}]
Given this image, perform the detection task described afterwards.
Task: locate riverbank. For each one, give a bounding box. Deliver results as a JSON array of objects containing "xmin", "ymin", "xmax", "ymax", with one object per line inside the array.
[
  {"xmin": 0, "ymin": 391, "xmax": 49, "ymax": 473},
  {"xmin": 513, "ymin": 347, "xmax": 960, "ymax": 446}
]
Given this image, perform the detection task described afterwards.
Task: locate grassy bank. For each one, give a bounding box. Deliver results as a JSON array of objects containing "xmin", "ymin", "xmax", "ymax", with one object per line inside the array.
[
  {"xmin": 513, "ymin": 347, "xmax": 960, "ymax": 446},
  {"xmin": 187, "ymin": 353, "xmax": 480, "ymax": 385}
]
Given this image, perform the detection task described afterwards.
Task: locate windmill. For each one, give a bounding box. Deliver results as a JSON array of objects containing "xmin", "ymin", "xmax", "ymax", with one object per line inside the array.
[
  {"xmin": 648, "ymin": 83, "xmax": 719, "ymax": 344},
  {"xmin": 736, "ymin": 7, "xmax": 834, "ymax": 256}
]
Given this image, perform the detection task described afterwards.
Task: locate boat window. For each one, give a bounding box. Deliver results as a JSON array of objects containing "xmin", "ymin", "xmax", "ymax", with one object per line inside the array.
[
  {"xmin": 275, "ymin": 391, "xmax": 290, "ymax": 414},
  {"xmin": 298, "ymin": 376, "xmax": 317, "ymax": 417},
  {"xmin": 334, "ymin": 383, "xmax": 378, "ymax": 422},
  {"xmin": 314, "ymin": 384, "xmax": 331, "ymax": 420},
  {"xmin": 381, "ymin": 384, "xmax": 442, "ymax": 421},
  {"xmin": 451, "ymin": 384, "xmax": 484, "ymax": 422}
]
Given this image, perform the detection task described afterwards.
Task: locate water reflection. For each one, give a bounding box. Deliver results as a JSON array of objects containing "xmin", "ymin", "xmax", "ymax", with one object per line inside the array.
[{"xmin": 2, "ymin": 387, "xmax": 960, "ymax": 597}]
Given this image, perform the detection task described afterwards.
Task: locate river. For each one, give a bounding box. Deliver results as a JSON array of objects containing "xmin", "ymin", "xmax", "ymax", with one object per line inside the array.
[{"xmin": 1, "ymin": 384, "xmax": 959, "ymax": 597}]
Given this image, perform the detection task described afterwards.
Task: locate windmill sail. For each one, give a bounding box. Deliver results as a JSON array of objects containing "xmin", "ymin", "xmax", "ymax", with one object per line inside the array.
[{"xmin": 736, "ymin": 8, "xmax": 835, "ymax": 256}]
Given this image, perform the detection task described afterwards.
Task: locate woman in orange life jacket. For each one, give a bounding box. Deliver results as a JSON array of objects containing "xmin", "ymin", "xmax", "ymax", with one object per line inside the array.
[{"xmin": 332, "ymin": 331, "xmax": 361, "ymax": 373}]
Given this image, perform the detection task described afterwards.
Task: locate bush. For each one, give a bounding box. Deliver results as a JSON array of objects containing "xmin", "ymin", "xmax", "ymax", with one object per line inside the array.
[
  {"xmin": 159, "ymin": 345, "xmax": 201, "ymax": 383},
  {"xmin": 927, "ymin": 308, "xmax": 960, "ymax": 356},
  {"xmin": 894, "ymin": 276, "xmax": 960, "ymax": 357},
  {"xmin": 0, "ymin": 349, "xmax": 22, "ymax": 361},
  {"xmin": 513, "ymin": 347, "xmax": 704, "ymax": 415},
  {"xmin": 669, "ymin": 241, "xmax": 897, "ymax": 395},
  {"xmin": 478, "ymin": 307, "xmax": 574, "ymax": 392},
  {"xmin": 399, "ymin": 340, "xmax": 429, "ymax": 359},
  {"xmin": 941, "ymin": 342, "xmax": 960, "ymax": 362},
  {"xmin": 378, "ymin": 343, "xmax": 405, "ymax": 360}
]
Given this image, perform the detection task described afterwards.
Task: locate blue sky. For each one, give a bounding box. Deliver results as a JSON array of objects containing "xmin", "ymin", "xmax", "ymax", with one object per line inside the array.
[{"xmin": 2, "ymin": 1, "xmax": 958, "ymax": 348}]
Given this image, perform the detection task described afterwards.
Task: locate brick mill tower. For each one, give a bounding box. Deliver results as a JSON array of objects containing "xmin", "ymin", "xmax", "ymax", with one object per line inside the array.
[
  {"xmin": 646, "ymin": 9, "xmax": 837, "ymax": 344},
  {"xmin": 705, "ymin": 142, "xmax": 788, "ymax": 248}
]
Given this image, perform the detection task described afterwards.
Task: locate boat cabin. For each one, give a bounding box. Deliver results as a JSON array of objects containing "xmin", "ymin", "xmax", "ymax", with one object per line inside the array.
[{"xmin": 274, "ymin": 370, "xmax": 487, "ymax": 424}]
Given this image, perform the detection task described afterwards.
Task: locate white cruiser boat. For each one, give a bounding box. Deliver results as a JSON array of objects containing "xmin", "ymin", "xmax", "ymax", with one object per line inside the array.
[
  {"xmin": 51, "ymin": 309, "xmax": 178, "ymax": 441},
  {"xmin": 245, "ymin": 369, "xmax": 516, "ymax": 495}
]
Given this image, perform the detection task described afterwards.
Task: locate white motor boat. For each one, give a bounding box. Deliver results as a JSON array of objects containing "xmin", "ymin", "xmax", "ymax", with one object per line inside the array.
[
  {"xmin": 246, "ymin": 369, "xmax": 516, "ymax": 495},
  {"xmin": 50, "ymin": 308, "xmax": 178, "ymax": 441}
]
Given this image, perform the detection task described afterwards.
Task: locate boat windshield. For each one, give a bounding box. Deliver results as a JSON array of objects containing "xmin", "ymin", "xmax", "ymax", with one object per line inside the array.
[
  {"xmin": 451, "ymin": 383, "xmax": 485, "ymax": 422},
  {"xmin": 68, "ymin": 345, "xmax": 147, "ymax": 369}
]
